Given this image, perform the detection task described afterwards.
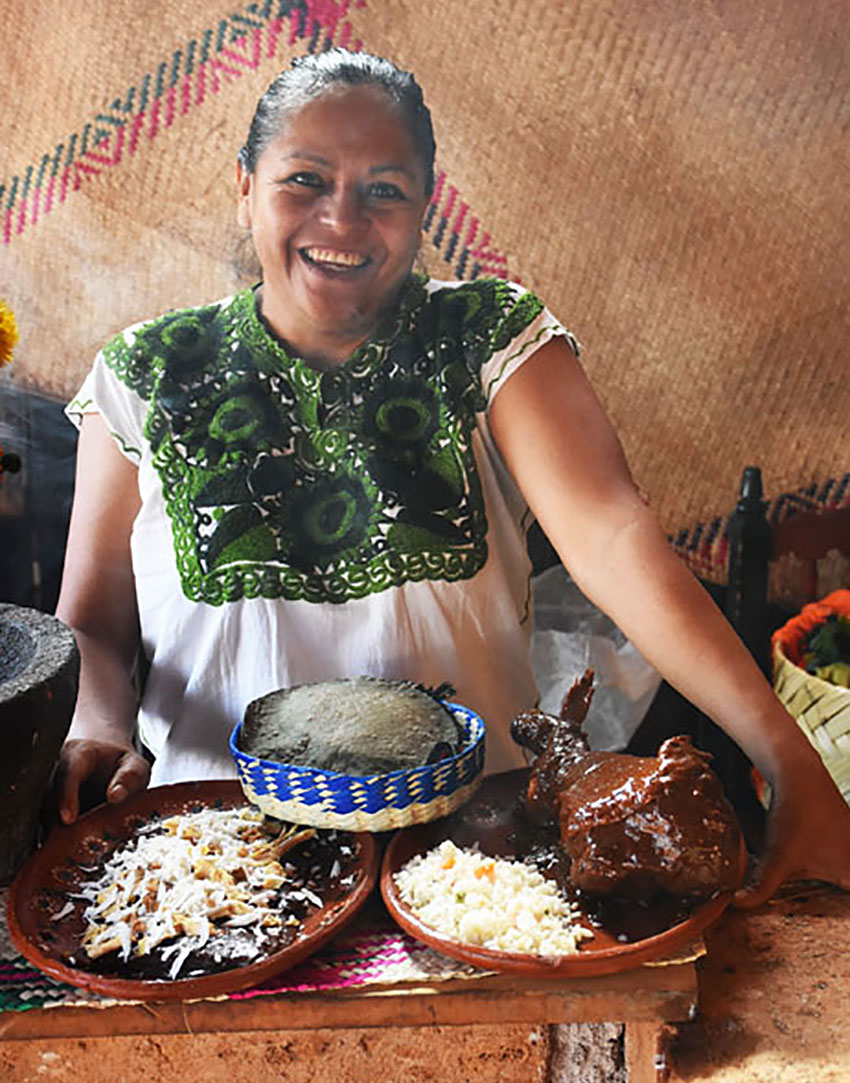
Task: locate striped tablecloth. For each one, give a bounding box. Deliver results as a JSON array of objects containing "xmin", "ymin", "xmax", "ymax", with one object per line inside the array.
[{"xmin": 0, "ymin": 889, "xmax": 486, "ymax": 1013}]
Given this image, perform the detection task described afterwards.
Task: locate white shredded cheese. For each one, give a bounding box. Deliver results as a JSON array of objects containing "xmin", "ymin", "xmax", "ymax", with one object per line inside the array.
[
  {"xmin": 393, "ymin": 839, "xmax": 593, "ymax": 956},
  {"xmin": 76, "ymin": 807, "xmax": 316, "ymax": 979}
]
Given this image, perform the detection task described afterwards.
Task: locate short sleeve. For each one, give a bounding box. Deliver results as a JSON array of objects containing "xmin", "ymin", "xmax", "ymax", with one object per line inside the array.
[
  {"xmin": 479, "ymin": 285, "xmax": 580, "ymax": 407},
  {"xmin": 65, "ymin": 348, "xmax": 148, "ymax": 464}
]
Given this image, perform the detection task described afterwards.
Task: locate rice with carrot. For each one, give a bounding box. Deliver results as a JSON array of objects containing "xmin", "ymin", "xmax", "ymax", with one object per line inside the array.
[{"xmin": 393, "ymin": 839, "xmax": 592, "ymax": 955}]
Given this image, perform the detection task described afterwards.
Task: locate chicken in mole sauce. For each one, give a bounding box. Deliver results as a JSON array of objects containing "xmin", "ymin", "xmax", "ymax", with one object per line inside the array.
[{"xmin": 511, "ymin": 670, "xmax": 744, "ymax": 905}]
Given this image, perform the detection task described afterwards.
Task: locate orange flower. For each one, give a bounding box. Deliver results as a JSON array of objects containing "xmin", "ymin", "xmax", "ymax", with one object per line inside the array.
[
  {"xmin": 0, "ymin": 299, "xmax": 18, "ymax": 367},
  {"xmin": 773, "ymin": 590, "xmax": 850, "ymax": 666}
]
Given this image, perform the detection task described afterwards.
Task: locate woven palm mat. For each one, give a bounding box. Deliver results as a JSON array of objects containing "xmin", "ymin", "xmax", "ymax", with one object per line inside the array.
[
  {"xmin": 2, "ymin": 0, "xmax": 849, "ymax": 576},
  {"xmin": 0, "ymin": 890, "xmax": 488, "ymax": 1012}
]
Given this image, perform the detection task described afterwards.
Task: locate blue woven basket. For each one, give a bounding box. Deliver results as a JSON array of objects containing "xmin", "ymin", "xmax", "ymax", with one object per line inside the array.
[{"xmin": 229, "ymin": 703, "xmax": 486, "ymax": 831}]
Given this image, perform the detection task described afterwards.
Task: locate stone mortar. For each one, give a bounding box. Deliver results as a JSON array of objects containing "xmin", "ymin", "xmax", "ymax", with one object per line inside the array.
[{"xmin": 0, "ymin": 603, "xmax": 79, "ymax": 884}]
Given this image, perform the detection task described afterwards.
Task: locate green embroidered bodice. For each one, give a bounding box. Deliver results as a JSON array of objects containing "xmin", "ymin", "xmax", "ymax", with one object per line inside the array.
[{"xmin": 103, "ymin": 275, "xmax": 544, "ymax": 605}]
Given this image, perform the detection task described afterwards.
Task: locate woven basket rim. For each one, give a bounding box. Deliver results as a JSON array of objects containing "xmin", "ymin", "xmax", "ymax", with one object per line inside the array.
[
  {"xmin": 244, "ymin": 775, "xmax": 483, "ymax": 831},
  {"xmin": 773, "ymin": 639, "xmax": 850, "ymax": 699},
  {"xmin": 229, "ymin": 701, "xmax": 485, "ymax": 785}
]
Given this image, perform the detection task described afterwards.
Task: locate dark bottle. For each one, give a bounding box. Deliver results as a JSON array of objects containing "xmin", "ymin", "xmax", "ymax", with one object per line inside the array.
[
  {"xmin": 695, "ymin": 465, "xmax": 772, "ymax": 847},
  {"xmin": 724, "ymin": 466, "xmax": 773, "ymax": 677}
]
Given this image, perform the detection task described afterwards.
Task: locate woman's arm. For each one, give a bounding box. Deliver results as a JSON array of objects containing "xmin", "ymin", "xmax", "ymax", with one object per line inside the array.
[
  {"xmin": 54, "ymin": 414, "xmax": 150, "ymax": 823},
  {"xmin": 489, "ymin": 337, "xmax": 850, "ymax": 906}
]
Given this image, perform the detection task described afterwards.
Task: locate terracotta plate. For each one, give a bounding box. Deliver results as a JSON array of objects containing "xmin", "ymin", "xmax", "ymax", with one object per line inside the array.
[
  {"xmin": 7, "ymin": 780, "xmax": 379, "ymax": 1001},
  {"xmin": 381, "ymin": 769, "xmax": 745, "ymax": 978}
]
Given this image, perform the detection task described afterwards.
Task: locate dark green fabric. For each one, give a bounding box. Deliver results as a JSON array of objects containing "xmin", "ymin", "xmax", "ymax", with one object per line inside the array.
[{"xmin": 103, "ymin": 276, "xmax": 543, "ymax": 606}]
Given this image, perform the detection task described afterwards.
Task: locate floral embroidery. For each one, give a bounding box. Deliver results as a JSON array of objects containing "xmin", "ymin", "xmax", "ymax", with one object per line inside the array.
[{"xmin": 101, "ymin": 276, "xmax": 544, "ymax": 605}]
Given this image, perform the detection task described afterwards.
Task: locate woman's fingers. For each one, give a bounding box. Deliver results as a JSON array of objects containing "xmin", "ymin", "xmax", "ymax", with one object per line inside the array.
[
  {"xmin": 56, "ymin": 741, "xmax": 97, "ymax": 824},
  {"xmin": 733, "ymin": 852, "xmax": 792, "ymax": 909},
  {"xmin": 734, "ymin": 782, "xmax": 850, "ymax": 909},
  {"xmin": 55, "ymin": 739, "xmax": 149, "ymax": 824},
  {"xmin": 105, "ymin": 750, "xmax": 150, "ymax": 805},
  {"xmin": 736, "ymin": 848, "xmax": 850, "ymax": 909}
]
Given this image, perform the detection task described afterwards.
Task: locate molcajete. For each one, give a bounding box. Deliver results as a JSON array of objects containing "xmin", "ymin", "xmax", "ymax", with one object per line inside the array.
[{"xmin": 0, "ymin": 604, "xmax": 79, "ymax": 883}]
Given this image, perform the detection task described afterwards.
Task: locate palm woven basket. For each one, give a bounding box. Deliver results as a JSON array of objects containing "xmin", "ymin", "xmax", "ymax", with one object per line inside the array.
[
  {"xmin": 229, "ymin": 703, "xmax": 486, "ymax": 832},
  {"xmin": 771, "ymin": 589, "xmax": 850, "ymax": 803}
]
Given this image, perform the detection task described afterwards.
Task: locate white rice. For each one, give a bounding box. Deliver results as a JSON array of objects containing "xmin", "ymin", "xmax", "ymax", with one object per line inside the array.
[{"xmin": 393, "ymin": 839, "xmax": 593, "ymax": 956}]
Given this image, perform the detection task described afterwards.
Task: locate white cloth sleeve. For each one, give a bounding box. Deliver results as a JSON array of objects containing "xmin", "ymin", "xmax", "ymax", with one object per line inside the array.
[
  {"xmin": 65, "ymin": 349, "xmax": 148, "ymax": 464},
  {"xmin": 479, "ymin": 287, "xmax": 580, "ymax": 407}
]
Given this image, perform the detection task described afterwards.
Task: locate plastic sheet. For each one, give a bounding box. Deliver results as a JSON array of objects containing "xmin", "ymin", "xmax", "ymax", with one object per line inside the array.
[{"xmin": 530, "ymin": 566, "xmax": 661, "ymax": 751}]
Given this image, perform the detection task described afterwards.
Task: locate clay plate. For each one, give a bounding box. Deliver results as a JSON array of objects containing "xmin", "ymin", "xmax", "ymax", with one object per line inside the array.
[
  {"xmin": 381, "ymin": 769, "xmax": 746, "ymax": 978},
  {"xmin": 7, "ymin": 780, "xmax": 379, "ymax": 1001}
]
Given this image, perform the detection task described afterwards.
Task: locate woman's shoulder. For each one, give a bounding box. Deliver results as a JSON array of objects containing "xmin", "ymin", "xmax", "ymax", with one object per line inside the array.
[
  {"xmin": 102, "ymin": 289, "xmax": 250, "ymax": 358},
  {"xmin": 418, "ymin": 275, "xmax": 548, "ymax": 354},
  {"xmin": 97, "ymin": 289, "xmax": 253, "ymax": 396},
  {"xmin": 423, "ymin": 275, "xmax": 539, "ymax": 304}
]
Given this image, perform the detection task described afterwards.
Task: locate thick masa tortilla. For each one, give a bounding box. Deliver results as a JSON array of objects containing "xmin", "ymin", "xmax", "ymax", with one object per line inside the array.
[{"xmin": 240, "ymin": 676, "xmax": 463, "ymax": 775}]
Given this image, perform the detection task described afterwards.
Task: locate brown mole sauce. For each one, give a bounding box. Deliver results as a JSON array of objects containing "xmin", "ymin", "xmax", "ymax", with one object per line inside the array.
[{"xmin": 514, "ymin": 822, "xmax": 698, "ymax": 942}]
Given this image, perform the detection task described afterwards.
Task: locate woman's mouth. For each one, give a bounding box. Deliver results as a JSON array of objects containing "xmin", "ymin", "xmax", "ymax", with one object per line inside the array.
[{"xmin": 301, "ymin": 247, "xmax": 371, "ymax": 273}]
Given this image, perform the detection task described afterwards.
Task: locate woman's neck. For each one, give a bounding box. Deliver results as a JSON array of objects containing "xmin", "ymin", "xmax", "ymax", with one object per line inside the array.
[
  {"xmin": 252, "ymin": 287, "xmax": 363, "ymax": 369},
  {"xmin": 253, "ymin": 276, "xmax": 414, "ymax": 371}
]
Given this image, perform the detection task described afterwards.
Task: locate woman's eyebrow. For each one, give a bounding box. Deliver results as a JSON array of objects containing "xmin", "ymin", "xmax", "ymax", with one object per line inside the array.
[
  {"xmin": 276, "ymin": 153, "xmax": 416, "ymax": 181},
  {"xmin": 279, "ymin": 151, "xmax": 333, "ymax": 166},
  {"xmin": 370, "ymin": 163, "xmax": 416, "ymax": 179}
]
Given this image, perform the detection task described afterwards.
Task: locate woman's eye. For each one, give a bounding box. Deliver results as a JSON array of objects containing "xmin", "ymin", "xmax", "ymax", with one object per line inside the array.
[
  {"xmin": 284, "ymin": 171, "xmax": 324, "ymax": 189},
  {"xmin": 368, "ymin": 181, "xmax": 405, "ymax": 201}
]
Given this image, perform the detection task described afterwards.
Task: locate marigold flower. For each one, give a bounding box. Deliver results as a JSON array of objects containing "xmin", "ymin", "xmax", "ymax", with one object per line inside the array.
[{"xmin": 0, "ymin": 299, "xmax": 18, "ymax": 367}]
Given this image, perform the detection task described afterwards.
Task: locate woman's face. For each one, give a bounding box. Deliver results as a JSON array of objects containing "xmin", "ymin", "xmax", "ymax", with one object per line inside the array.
[{"xmin": 237, "ymin": 85, "xmax": 429, "ymax": 366}]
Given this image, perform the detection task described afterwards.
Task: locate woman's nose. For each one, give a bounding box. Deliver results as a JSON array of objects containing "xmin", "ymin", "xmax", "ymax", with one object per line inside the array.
[{"xmin": 319, "ymin": 185, "xmax": 364, "ymax": 231}]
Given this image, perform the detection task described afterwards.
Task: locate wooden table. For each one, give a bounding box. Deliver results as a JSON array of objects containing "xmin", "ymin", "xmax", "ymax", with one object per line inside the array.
[{"xmin": 0, "ymin": 895, "xmax": 699, "ymax": 1083}]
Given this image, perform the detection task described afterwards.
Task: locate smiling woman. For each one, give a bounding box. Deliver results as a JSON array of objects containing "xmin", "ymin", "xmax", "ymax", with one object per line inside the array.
[
  {"xmin": 233, "ymin": 50, "xmax": 435, "ymax": 368},
  {"xmin": 54, "ymin": 47, "xmax": 850, "ymax": 910},
  {"xmin": 236, "ymin": 83, "xmax": 429, "ymax": 365}
]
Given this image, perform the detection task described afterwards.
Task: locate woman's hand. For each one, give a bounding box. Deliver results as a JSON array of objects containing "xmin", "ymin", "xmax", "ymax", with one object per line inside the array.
[
  {"xmin": 735, "ymin": 754, "xmax": 850, "ymax": 907},
  {"xmin": 54, "ymin": 738, "xmax": 151, "ymax": 825}
]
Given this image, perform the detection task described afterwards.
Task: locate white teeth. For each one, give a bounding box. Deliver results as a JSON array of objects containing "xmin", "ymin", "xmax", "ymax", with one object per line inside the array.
[{"xmin": 304, "ymin": 247, "xmax": 368, "ymax": 268}]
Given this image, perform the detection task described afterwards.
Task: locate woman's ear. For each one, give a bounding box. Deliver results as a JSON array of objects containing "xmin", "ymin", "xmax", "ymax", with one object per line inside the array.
[{"xmin": 236, "ymin": 160, "xmax": 253, "ymax": 229}]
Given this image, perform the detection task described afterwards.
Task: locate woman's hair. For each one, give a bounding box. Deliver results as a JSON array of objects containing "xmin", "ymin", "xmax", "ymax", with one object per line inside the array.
[{"xmin": 239, "ymin": 48, "xmax": 436, "ymax": 197}]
